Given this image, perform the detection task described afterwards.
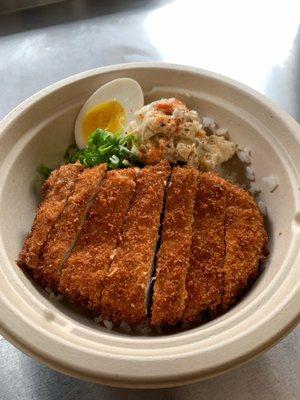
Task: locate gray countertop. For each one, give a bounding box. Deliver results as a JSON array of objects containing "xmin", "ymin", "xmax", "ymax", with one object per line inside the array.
[{"xmin": 0, "ymin": 0, "xmax": 299, "ymax": 398}]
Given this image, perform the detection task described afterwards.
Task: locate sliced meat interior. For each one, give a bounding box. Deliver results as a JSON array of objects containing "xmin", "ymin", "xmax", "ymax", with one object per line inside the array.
[
  {"xmin": 34, "ymin": 164, "xmax": 107, "ymax": 290},
  {"xmin": 151, "ymin": 167, "xmax": 199, "ymax": 327},
  {"xmin": 17, "ymin": 164, "xmax": 83, "ymax": 270},
  {"xmin": 100, "ymin": 160, "xmax": 171, "ymax": 325},
  {"xmin": 58, "ymin": 168, "xmax": 139, "ymax": 311}
]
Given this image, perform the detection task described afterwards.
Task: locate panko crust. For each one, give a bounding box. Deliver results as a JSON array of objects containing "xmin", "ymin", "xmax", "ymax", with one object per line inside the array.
[
  {"xmin": 222, "ymin": 205, "xmax": 267, "ymax": 309},
  {"xmin": 17, "ymin": 164, "xmax": 84, "ymax": 270},
  {"xmin": 100, "ymin": 161, "xmax": 171, "ymax": 325},
  {"xmin": 183, "ymin": 172, "xmax": 227, "ymax": 323},
  {"xmin": 34, "ymin": 164, "xmax": 106, "ymax": 290},
  {"xmin": 151, "ymin": 167, "xmax": 199, "ymax": 326},
  {"xmin": 59, "ymin": 168, "xmax": 138, "ymax": 310},
  {"xmin": 184, "ymin": 172, "xmax": 268, "ymax": 322}
]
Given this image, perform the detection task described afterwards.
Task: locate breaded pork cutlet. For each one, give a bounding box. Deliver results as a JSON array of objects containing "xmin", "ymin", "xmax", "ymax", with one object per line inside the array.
[
  {"xmin": 100, "ymin": 161, "xmax": 171, "ymax": 326},
  {"xmin": 17, "ymin": 164, "xmax": 83, "ymax": 270},
  {"xmin": 183, "ymin": 173, "xmax": 267, "ymax": 322},
  {"xmin": 34, "ymin": 164, "xmax": 106, "ymax": 291},
  {"xmin": 59, "ymin": 168, "xmax": 139, "ymax": 310},
  {"xmin": 222, "ymin": 181, "xmax": 267, "ymax": 310},
  {"xmin": 210, "ymin": 174, "xmax": 267, "ymax": 309},
  {"xmin": 151, "ymin": 167, "xmax": 198, "ymax": 327},
  {"xmin": 183, "ymin": 172, "xmax": 227, "ymax": 323}
]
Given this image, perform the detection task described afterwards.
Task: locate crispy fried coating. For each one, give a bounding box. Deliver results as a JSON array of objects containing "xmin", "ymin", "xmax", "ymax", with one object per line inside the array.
[
  {"xmin": 17, "ymin": 164, "xmax": 83, "ymax": 270},
  {"xmin": 139, "ymin": 142, "xmax": 168, "ymax": 165},
  {"xmin": 18, "ymin": 160, "xmax": 268, "ymax": 328},
  {"xmin": 34, "ymin": 164, "xmax": 106, "ymax": 290},
  {"xmin": 151, "ymin": 167, "xmax": 198, "ymax": 326},
  {"xmin": 58, "ymin": 168, "xmax": 138, "ymax": 310},
  {"xmin": 222, "ymin": 190, "xmax": 267, "ymax": 310},
  {"xmin": 183, "ymin": 173, "xmax": 267, "ymax": 322},
  {"xmin": 183, "ymin": 172, "xmax": 227, "ymax": 323},
  {"xmin": 100, "ymin": 161, "xmax": 171, "ymax": 325}
]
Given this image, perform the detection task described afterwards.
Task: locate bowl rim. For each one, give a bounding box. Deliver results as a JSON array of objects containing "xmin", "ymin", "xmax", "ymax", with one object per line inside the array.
[{"xmin": 0, "ymin": 62, "xmax": 299, "ymax": 388}]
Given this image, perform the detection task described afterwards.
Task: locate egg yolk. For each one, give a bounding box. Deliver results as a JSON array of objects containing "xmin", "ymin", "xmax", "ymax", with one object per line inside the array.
[{"xmin": 82, "ymin": 100, "xmax": 125, "ymax": 141}]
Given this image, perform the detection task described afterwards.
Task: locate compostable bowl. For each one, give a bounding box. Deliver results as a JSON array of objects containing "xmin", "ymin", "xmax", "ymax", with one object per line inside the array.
[{"xmin": 0, "ymin": 63, "xmax": 299, "ymax": 388}]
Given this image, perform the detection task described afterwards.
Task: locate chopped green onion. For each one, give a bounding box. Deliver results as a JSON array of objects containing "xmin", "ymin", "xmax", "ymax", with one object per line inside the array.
[
  {"xmin": 37, "ymin": 164, "xmax": 53, "ymax": 179},
  {"xmin": 64, "ymin": 143, "xmax": 79, "ymax": 164},
  {"xmin": 108, "ymin": 155, "xmax": 120, "ymax": 169},
  {"xmin": 65, "ymin": 128, "xmax": 141, "ymax": 170}
]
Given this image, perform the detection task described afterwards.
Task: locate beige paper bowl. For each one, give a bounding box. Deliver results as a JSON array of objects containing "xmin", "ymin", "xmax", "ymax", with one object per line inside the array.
[{"xmin": 0, "ymin": 63, "xmax": 299, "ymax": 388}]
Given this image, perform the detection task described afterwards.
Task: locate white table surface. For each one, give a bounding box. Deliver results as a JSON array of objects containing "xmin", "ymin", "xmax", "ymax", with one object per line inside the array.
[{"xmin": 0, "ymin": 0, "xmax": 299, "ymax": 398}]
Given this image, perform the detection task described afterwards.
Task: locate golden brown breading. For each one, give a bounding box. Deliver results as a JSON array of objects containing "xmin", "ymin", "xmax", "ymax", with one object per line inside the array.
[
  {"xmin": 139, "ymin": 141, "xmax": 168, "ymax": 165},
  {"xmin": 222, "ymin": 204, "xmax": 267, "ymax": 309},
  {"xmin": 183, "ymin": 172, "xmax": 227, "ymax": 323},
  {"xmin": 17, "ymin": 164, "xmax": 83, "ymax": 270},
  {"xmin": 217, "ymin": 177, "xmax": 267, "ymax": 309},
  {"xmin": 58, "ymin": 168, "xmax": 139, "ymax": 310},
  {"xmin": 183, "ymin": 173, "xmax": 267, "ymax": 323},
  {"xmin": 34, "ymin": 164, "xmax": 106, "ymax": 290},
  {"xmin": 100, "ymin": 161, "xmax": 171, "ymax": 325},
  {"xmin": 151, "ymin": 167, "xmax": 198, "ymax": 326},
  {"xmin": 225, "ymin": 181, "xmax": 258, "ymax": 210}
]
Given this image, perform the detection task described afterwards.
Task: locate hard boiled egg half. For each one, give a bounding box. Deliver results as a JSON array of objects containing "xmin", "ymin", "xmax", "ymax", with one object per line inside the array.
[{"xmin": 75, "ymin": 78, "xmax": 144, "ymax": 149}]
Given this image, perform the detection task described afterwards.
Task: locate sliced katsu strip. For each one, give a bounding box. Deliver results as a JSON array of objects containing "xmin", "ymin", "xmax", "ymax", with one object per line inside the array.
[
  {"xmin": 222, "ymin": 182, "xmax": 267, "ymax": 310},
  {"xmin": 151, "ymin": 167, "xmax": 198, "ymax": 327},
  {"xmin": 34, "ymin": 164, "xmax": 107, "ymax": 291},
  {"xmin": 183, "ymin": 172, "xmax": 227, "ymax": 323},
  {"xmin": 59, "ymin": 168, "xmax": 139, "ymax": 310},
  {"xmin": 17, "ymin": 164, "xmax": 83, "ymax": 270},
  {"xmin": 101, "ymin": 160, "xmax": 171, "ymax": 325}
]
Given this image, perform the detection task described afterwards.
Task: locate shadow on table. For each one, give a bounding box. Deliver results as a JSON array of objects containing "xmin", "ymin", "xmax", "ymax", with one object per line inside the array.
[{"xmin": 0, "ymin": 0, "xmax": 171, "ymax": 37}]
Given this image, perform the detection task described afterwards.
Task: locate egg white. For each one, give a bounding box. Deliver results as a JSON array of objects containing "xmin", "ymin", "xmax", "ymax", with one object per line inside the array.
[{"xmin": 75, "ymin": 78, "xmax": 144, "ymax": 149}]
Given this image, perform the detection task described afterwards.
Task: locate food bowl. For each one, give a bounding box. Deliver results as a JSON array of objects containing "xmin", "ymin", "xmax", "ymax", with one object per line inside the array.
[{"xmin": 0, "ymin": 63, "xmax": 299, "ymax": 388}]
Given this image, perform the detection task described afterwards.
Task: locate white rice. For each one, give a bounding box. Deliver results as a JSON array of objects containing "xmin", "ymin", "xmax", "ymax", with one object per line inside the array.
[
  {"xmin": 243, "ymin": 146, "xmax": 252, "ymax": 157},
  {"xmin": 245, "ymin": 165, "xmax": 255, "ymax": 181},
  {"xmin": 49, "ymin": 292, "xmax": 64, "ymax": 301},
  {"xmin": 258, "ymin": 200, "xmax": 268, "ymax": 215},
  {"xmin": 134, "ymin": 323, "xmax": 153, "ymax": 335},
  {"xmin": 119, "ymin": 321, "xmax": 132, "ymax": 333},
  {"xmin": 202, "ymin": 116, "xmax": 216, "ymax": 129},
  {"xmin": 214, "ymin": 127, "xmax": 229, "ymax": 139},
  {"xmin": 103, "ymin": 319, "xmax": 113, "ymax": 330},
  {"xmin": 248, "ymin": 182, "xmax": 261, "ymax": 196},
  {"xmin": 262, "ymin": 176, "xmax": 279, "ymax": 193},
  {"xmin": 238, "ymin": 148, "xmax": 251, "ymax": 164},
  {"xmin": 94, "ymin": 315, "xmax": 103, "ymax": 324},
  {"xmin": 139, "ymin": 326, "xmax": 153, "ymax": 335},
  {"xmin": 154, "ymin": 326, "xmax": 162, "ymax": 334},
  {"xmin": 45, "ymin": 286, "xmax": 63, "ymax": 301},
  {"xmin": 181, "ymin": 322, "xmax": 190, "ymax": 330}
]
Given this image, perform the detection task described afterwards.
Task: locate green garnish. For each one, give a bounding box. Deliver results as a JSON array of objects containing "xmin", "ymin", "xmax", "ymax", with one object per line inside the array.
[
  {"xmin": 37, "ymin": 128, "xmax": 141, "ymax": 180},
  {"xmin": 37, "ymin": 163, "xmax": 53, "ymax": 179},
  {"xmin": 65, "ymin": 128, "xmax": 141, "ymax": 169},
  {"xmin": 64, "ymin": 143, "xmax": 79, "ymax": 163}
]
